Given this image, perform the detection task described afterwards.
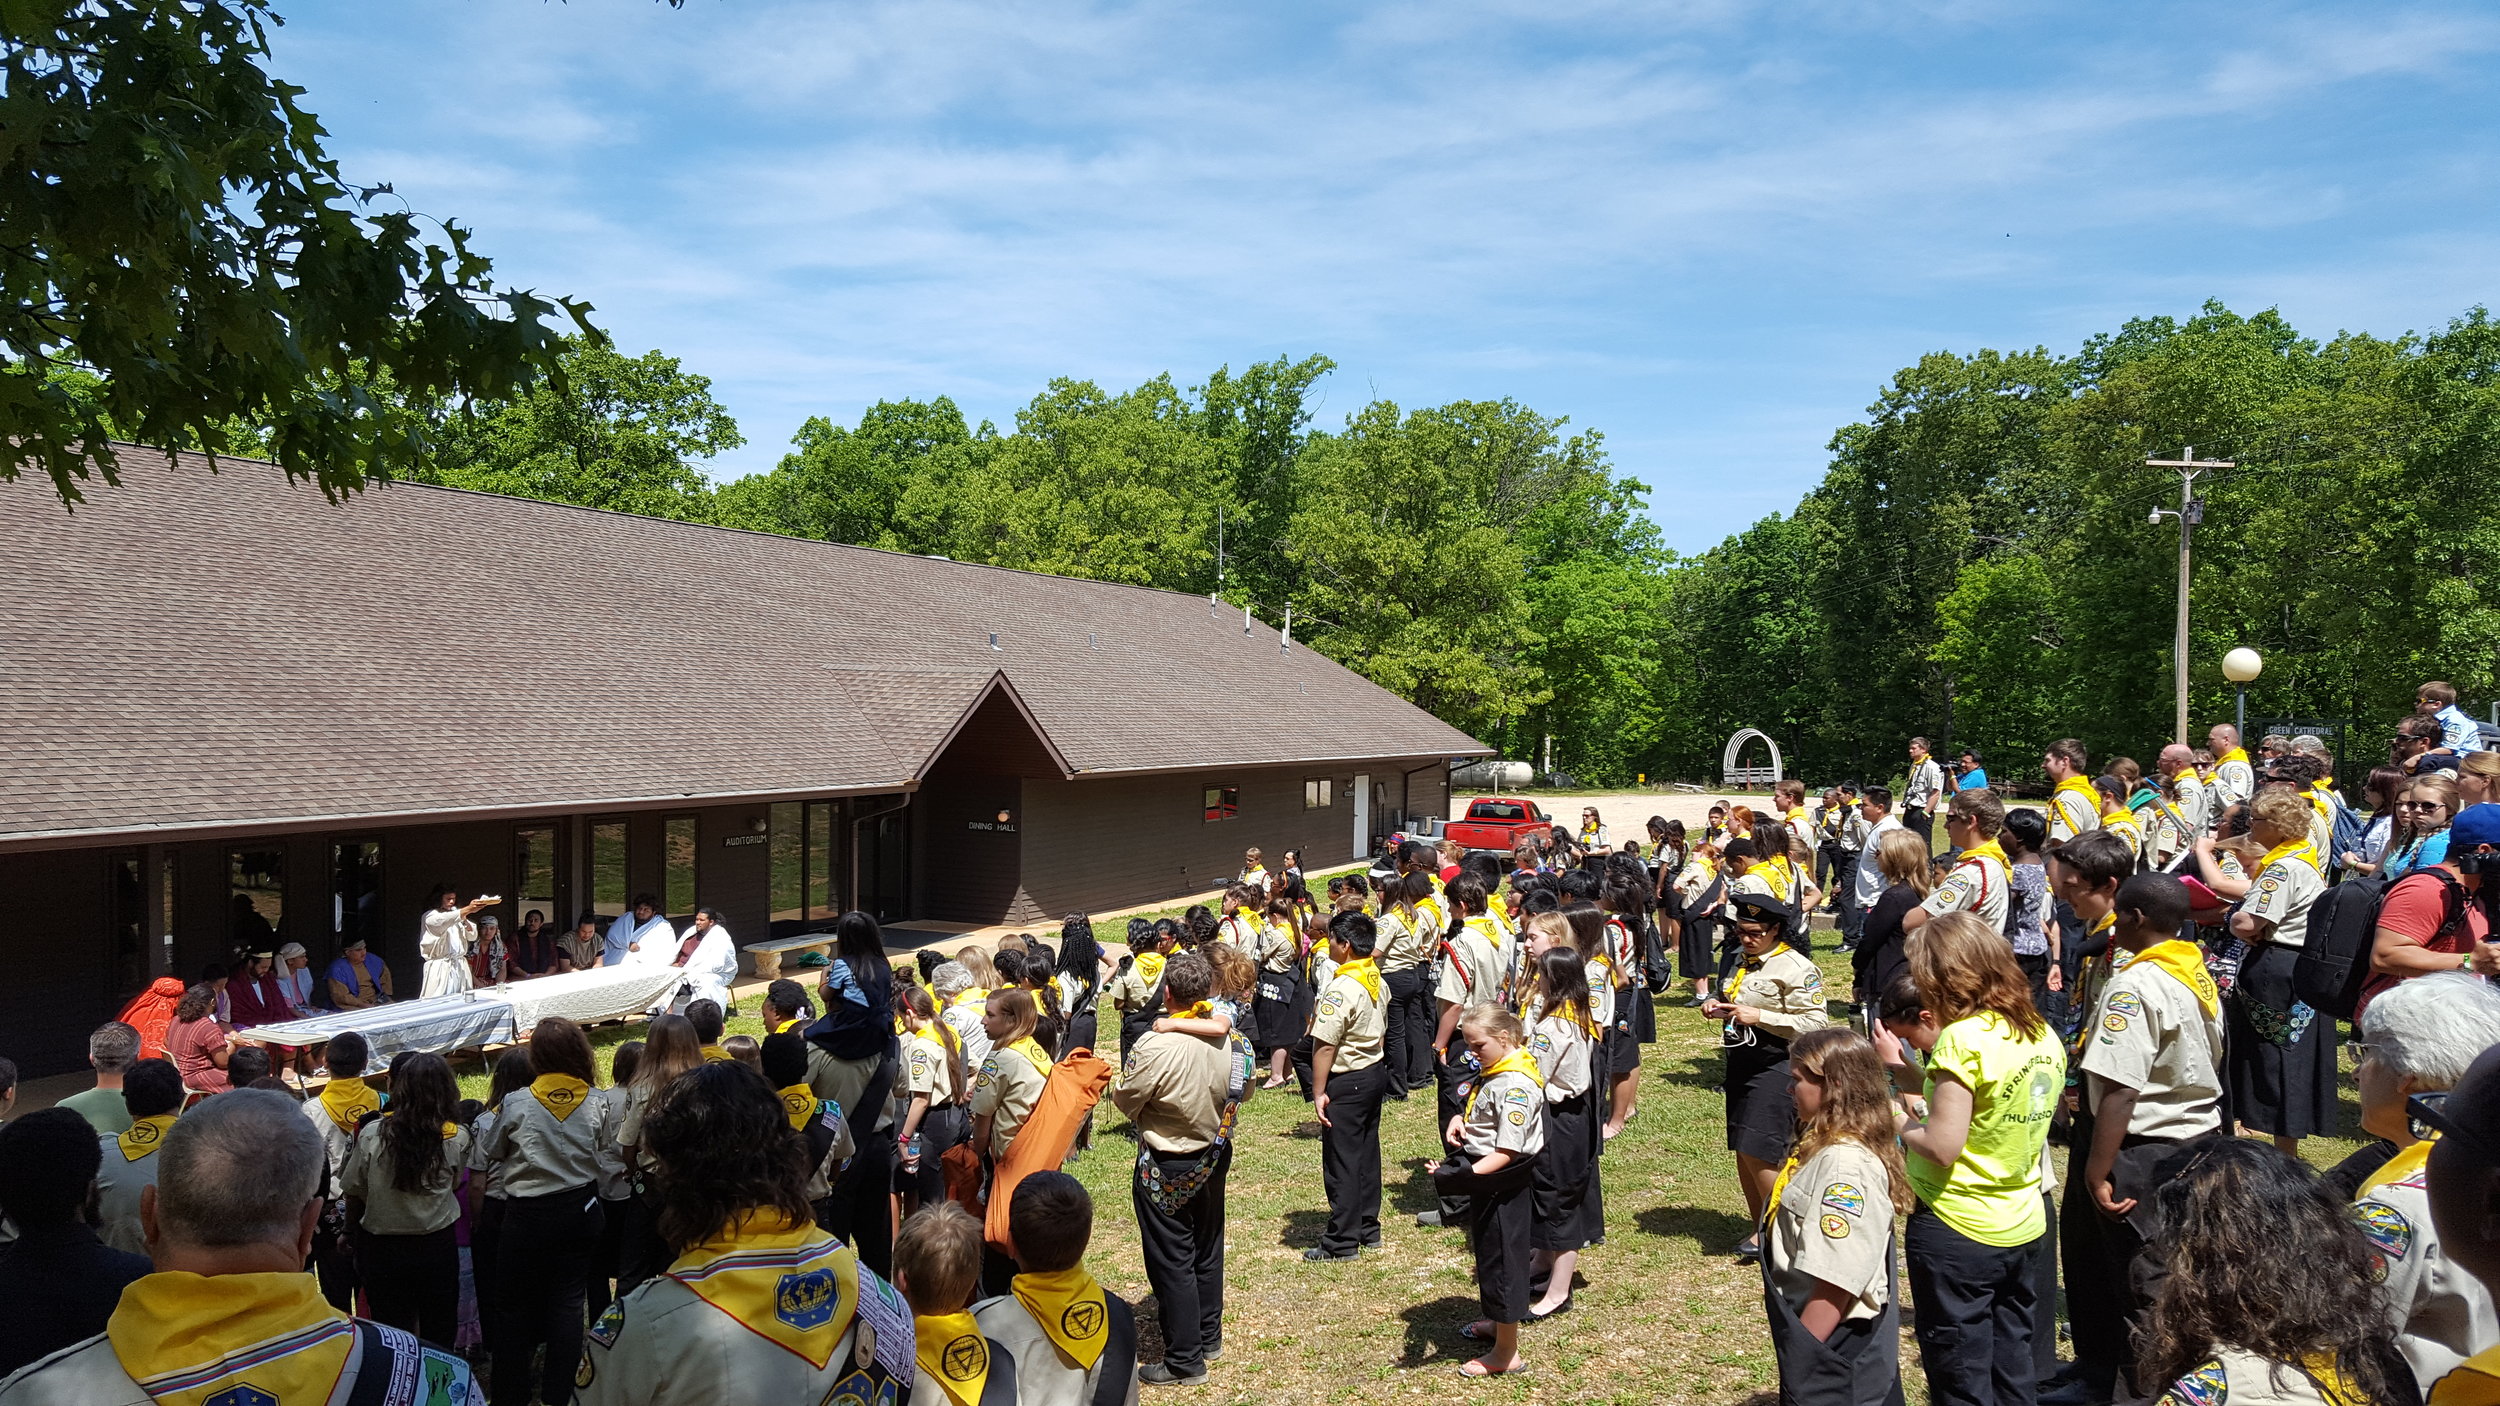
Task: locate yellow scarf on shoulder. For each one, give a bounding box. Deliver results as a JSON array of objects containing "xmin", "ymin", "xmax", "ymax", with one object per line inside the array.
[
  {"xmin": 1465, "ymin": 1046, "xmax": 1546, "ymax": 1115},
  {"xmin": 530, "ymin": 1072, "xmax": 591, "ymax": 1121},
  {"xmin": 1131, "ymin": 951, "xmax": 1167, "ymax": 986},
  {"xmin": 1957, "ymin": 837, "xmax": 2009, "ymax": 873},
  {"xmin": 1755, "ymin": 853, "xmax": 1795, "ymax": 901},
  {"xmin": 2259, "ymin": 836, "xmax": 2324, "ymax": 878},
  {"xmin": 950, "ymin": 987, "xmax": 991, "ymax": 1011},
  {"xmin": 1011, "ymin": 1266, "xmax": 1112, "ymax": 1369},
  {"xmin": 699, "ymin": 1044, "xmax": 733, "ymax": 1064},
  {"xmin": 1333, "ymin": 955, "xmax": 1383, "ymax": 1004},
  {"xmin": 1005, "ymin": 1036, "xmax": 1051, "ymax": 1077},
  {"xmin": 111, "ymin": 1271, "xmax": 356, "ymax": 1406},
  {"xmin": 669, "ymin": 1214, "xmax": 862, "ymax": 1369},
  {"xmin": 2053, "ymin": 776, "xmax": 2100, "ymax": 829},
  {"xmin": 118, "ymin": 1112, "xmax": 176, "ymax": 1163},
  {"xmin": 2119, "ymin": 939, "xmax": 2220, "ymax": 1019},
  {"xmin": 317, "ymin": 1078, "xmax": 379, "ymax": 1136},
  {"xmin": 771, "ymin": 1016, "xmax": 803, "ymax": 1035},
  {"xmin": 1764, "ymin": 1153, "xmax": 1803, "ymax": 1228},
  {"xmin": 777, "ymin": 1083, "xmax": 818, "ymax": 1131},
  {"xmin": 917, "ymin": 1310, "xmax": 992, "ymax": 1406},
  {"xmin": 2217, "ymin": 746, "xmax": 2250, "ymax": 769},
  {"xmin": 2360, "ymin": 1136, "xmax": 2435, "ymax": 1199}
]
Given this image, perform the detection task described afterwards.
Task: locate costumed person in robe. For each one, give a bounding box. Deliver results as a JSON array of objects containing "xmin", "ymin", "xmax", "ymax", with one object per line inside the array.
[
  {"xmin": 420, "ymin": 885, "xmax": 499, "ymax": 999},
  {"xmin": 328, "ymin": 938, "xmax": 393, "ymax": 1008},
  {"xmin": 662, "ymin": 907, "xmax": 740, "ymax": 1016},
  {"xmin": 605, "ymin": 894, "xmax": 676, "ymax": 967},
  {"xmin": 113, "ymin": 976, "xmax": 189, "ymax": 1059}
]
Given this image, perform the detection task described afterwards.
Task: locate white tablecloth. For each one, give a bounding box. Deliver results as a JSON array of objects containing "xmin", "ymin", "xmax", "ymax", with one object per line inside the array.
[{"xmin": 236, "ymin": 965, "xmax": 692, "ymax": 1075}]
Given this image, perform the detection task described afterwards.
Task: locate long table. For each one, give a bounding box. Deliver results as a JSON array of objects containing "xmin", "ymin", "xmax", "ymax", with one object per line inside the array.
[{"xmin": 236, "ymin": 964, "xmax": 688, "ymax": 1076}]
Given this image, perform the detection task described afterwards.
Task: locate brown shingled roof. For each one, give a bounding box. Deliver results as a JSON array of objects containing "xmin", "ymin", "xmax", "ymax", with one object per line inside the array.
[{"xmin": 0, "ymin": 448, "xmax": 1488, "ymax": 845}]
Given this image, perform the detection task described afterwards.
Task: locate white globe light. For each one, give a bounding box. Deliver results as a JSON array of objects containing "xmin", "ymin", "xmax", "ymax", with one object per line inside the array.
[{"xmin": 2222, "ymin": 647, "xmax": 2264, "ymax": 683}]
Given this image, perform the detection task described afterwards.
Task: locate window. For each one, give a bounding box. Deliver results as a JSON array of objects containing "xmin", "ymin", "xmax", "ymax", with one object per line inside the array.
[
  {"xmin": 664, "ymin": 815, "xmax": 699, "ymax": 917},
  {"xmin": 111, "ymin": 854, "xmax": 146, "ymax": 996},
  {"xmin": 1304, "ymin": 778, "xmax": 1334, "ymax": 809},
  {"xmin": 1469, "ymin": 800, "xmax": 1527, "ymax": 821},
  {"xmin": 331, "ymin": 840, "xmax": 382, "ymax": 950},
  {"xmin": 229, "ymin": 846, "xmax": 285, "ymax": 949},
  {"xmin": 771, "ymin": 801, "xmax": 842, "ymax": 924},
  {"xmin": 1202, "ymin": 784, "xmax": 1240, "ymax": 822},
  {"xmin": 591, "ymin": 821, "xmax": 628, "ymax": 920},
  {"xmin": 515, "ymin": 827, "xmax": 557, "ymax": 932},
  {"xmin": 806, "ymin": 800, "xmax": 837, "ymax": 919}
]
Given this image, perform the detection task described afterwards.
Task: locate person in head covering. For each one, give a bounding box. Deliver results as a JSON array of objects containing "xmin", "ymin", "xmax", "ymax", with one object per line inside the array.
[
  {"xmin": 113, "ymin": 977, "xmax": 189, "ymax": 1060},
  {"xmin": 272, "ymin": 942, "xmax": 321, "ymax": 1016},
  {"xmin": 1705, "ymin": 890, "xmax": 1828, "ymax": 1262}
]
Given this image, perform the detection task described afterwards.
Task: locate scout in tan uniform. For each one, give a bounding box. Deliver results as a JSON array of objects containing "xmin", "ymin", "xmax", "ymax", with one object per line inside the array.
[
  {"xmin": 2095, "ymin": 775, "xmax": 2147, "ymax": 867},
  {"xmin": 1762, "ymin": 1028, "xmax": 1908, "ymax": 1406},
  {"xmin": 2045, "ymin": 738, "xmax": 2101, "ymax": 844},
  {"xmin": 577, "ymin": 1062, "xmax": 913, "ymax": 1406},
  {"xmin": 2066, "ymin": 873, "xmax": 2225, "ymax": 1401},
  {"xmin": 474, "ymin": 1018, "xmax": 620, "ymax": 1406},
  {"xmin": 1905, "ymin": 788, "xmax": 2012, "ymax": 938},
  {"xmin": 1376, "ymin": 875, "xmax": 1434, "ymax": 1099},
  {"xmin": 972, "ymin": 1171, "xmax": 1140, "ymax": 1406},
  {"xmin": 1421, "ymin": 876, "xmax": 1505, "ymax": 1230},
  {"xmin": 1306, "ymin": 911, "xmax": 1388, "ymax": 1262},
  {"xmin": 2227, "ymin": 790, "xmax": 2337, "ymax": 1155},
  {"xmin": 1522, "ymin": 946, "xmax": 1599, "ymax": 1320},
  {"xmin": 91, "ymin": 1058, "xmax": 182, "ymax": 1256},
  {"xmin": 1705, "ymin": 891, "xmax": 1831, "ymax": 1249},
  {"xmin": 1109, "ymin": 953, "xmax": 1233, "ymax": 1387},
  {"xmin": 300, "ymin": 1034, "xmax": 379, "ymax": 1309},
  {"xmin": 1427, "ymin": 1004, "xmax": 1545, "ymax": 1379},
  {"xmin": 970, "ymin": 990, "xmax": 1051, "ymax": 1162},
  {"xmin": 341, "ymin": 1052, "xmax": 469, "ymax": 1349},
  {"xmin": 0, "ymin": 1090, "xmax": 480, "ymax": 1406},
  {"xmin": 894, "ymin": 984, "xmax": 969, "ymax": 1214}
]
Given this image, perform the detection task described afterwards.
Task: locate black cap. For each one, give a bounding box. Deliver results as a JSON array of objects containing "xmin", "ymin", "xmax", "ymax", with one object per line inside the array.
[
  {"xmin": 1730, "ymin": 891, "xmax": 1794, "ymax": 926},
  {"xmin": 2412, "ymin": 1042, "xmax": 2500, "ymax": 1159}
]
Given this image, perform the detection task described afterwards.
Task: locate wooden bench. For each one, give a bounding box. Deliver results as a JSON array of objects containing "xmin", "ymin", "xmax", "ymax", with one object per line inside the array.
[{"xmin": 743, "ymin": 932, "xmax": 836, "ymax": 981}]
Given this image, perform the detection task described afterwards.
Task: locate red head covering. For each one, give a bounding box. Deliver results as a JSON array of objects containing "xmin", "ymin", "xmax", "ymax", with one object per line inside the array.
[{"xmin": 116, "ymin": 976, "xmax": 189, "ymax": 1059}]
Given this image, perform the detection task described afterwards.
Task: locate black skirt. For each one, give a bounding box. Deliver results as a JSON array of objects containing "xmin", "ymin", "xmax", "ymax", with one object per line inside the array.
[
  {"xmin": 2224, "ymin": 942, "xmax": 2339, "ymax": 1139},
  {"xmin": 1253, "ymin": 967, "xmax": 1307, "ymax": 1058},
  {"xmin": 1679, "ymin": 914, "xmax": 1718, "ymax": 981},
  {"xmin": 1533, "ymin": 1090, "xmax": 1598, "ymax": 1252},
  {"xmin": 1627, "ymin": 980, "xmax": 1657, "ymax": 1048},
  {"xmin": 1725, "ymin": 1036, "xmax": 1797, "ymax": 1162}
]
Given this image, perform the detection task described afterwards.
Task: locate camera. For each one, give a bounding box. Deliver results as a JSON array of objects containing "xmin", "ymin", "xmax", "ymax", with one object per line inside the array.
[{"xmin": 2458, "ymin": 851, "xmax": 2493, "ymax": 875}]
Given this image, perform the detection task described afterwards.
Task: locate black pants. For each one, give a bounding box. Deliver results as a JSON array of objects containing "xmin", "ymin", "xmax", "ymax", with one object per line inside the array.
[
  {"xmin": 1905, "ymin": 1203, "xmax": 2039, "ymax": 1406},
  {"xmin": 312, "ymin": 1215, "xmax": 357, "ymax": 1313},
  {"xmin": 899, "ymin": 1104, "xmax": 968, "ymax": 1211},
  {"xmin": 2060, "ymin": 1123, "xmax": 2204, "ymax": 1391},
  {"xmin": 493, "ymin": 1187, "xmax": 603, "ymax": 1406},
  {"xmin": 1318, "ymin": 1060, "xmax": 1387, "ymax": 1255},
  {"xmin": 586, "ymin": 1194, "xmax": 632, "ymax": 1318},
  {"xmin": 616, "ymin": 1192, "xmax": 670, "ymax": 1295},
  {"xmin": 2031, "ymin": 1190, "xmax": 2059, "ymax": 1384},
  {"xmin": 1383, "ymin": 966, "xmax": 1432, "ymax": 1097},
  {"xmin": 1434, "ymin": 1044, "xmax": 1475, "ymax": 1221},
  {"xmin": 1135, "ymin": 1145, "xmax": 1229, "ymax": 1376},
  {"xmin": 824, "ymin": 1124, "xmax": 896, "ymax": 1280},
  {"xmin": 471, "ymin": 1196, "xmax": 508, "ymax": 1332},
  {"xmin": 1903, "ymin": 806, "xmax": 1933, "ymax": 852},
  {"xmin": 357, "ymin": 1225, "xmax": 459, "ymax": 1350}
]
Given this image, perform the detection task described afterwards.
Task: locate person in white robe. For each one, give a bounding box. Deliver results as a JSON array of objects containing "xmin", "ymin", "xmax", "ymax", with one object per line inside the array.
[
  {"xmin": 658, "ymin": 907, "xmax": 741, "ymax": 1015},
  {"xmin": 605, "ymin": 895, "xmax": 677, "ymax": 966},
  {"xmin": 419, "ymin": 886, "xmax": 496, "ymax": 999}
]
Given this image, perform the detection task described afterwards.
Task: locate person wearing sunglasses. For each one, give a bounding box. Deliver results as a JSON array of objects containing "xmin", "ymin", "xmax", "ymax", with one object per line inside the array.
[
  {"xmin": 2350, "ymin": 972, "xmax": 2500, "ymax": 1391},
  {"xmin": 2388, "ymin": 777, "xmax": 2464, "ymax": 880}
]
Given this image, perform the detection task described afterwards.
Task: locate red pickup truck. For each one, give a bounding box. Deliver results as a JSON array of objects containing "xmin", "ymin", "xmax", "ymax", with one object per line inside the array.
[{"xmin": 1445, "ymin": 797, "xmax": 1555, "ymax": 854}]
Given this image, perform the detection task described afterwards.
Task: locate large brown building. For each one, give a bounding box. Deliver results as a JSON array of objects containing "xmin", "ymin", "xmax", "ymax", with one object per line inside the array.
[{"xmin": 0, "ymin": 450, "xmax": 1486, "ymax": 1075}]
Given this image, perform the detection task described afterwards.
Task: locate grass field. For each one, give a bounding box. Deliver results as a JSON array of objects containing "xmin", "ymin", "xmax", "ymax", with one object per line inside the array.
[{"xmin": 462, "ymin": 938, "xmax": 2371, "ymax": 1406}]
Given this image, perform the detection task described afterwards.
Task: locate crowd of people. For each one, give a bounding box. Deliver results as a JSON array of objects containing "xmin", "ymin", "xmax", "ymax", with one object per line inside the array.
[{"xmin": 9, "ymin": 681, "xmax": 2500, "ymax": 1405}]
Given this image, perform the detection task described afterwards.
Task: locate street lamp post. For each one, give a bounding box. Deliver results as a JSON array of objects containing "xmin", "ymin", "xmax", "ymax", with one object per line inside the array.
[{"xmin": 2223, "ymin": 647, "xmax": 2263, "ymax": 739}]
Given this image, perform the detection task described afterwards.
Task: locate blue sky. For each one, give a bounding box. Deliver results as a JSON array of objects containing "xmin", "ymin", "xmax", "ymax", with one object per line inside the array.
[{"xmin": 272, "ymin": 1, "xmax": 2500, "ymax": 554}]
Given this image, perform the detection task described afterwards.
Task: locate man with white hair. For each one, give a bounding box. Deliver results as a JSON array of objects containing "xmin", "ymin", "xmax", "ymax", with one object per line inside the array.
[
  {"xmin": 932, "ymin": 960, "xmax": 993, "ymax": 1071},
  {"xmin": 0, "ymin": 1088, "xmax": 480, "ymax": 1405},
  {"xmin": 2353, "ymin": 972, "xmax": 2500, "ymax": 1388}
]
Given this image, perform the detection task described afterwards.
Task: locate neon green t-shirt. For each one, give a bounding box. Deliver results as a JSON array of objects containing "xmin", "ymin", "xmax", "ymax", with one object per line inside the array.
[{"xmin": 1906, "ymin": 1010, "xmax": 2065, "ymax": 1246}]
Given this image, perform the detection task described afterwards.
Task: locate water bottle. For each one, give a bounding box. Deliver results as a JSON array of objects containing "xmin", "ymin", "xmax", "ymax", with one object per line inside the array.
[{"xmin": 902, "ymin": 1132, "xmax": 925, "ymax": 1164}]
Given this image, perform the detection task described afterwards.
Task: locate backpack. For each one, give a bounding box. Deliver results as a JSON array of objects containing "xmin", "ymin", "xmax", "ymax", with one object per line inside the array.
[{"xmin": 2293, "ymin": 869, "xmax": 2468, "ymax": 1019}]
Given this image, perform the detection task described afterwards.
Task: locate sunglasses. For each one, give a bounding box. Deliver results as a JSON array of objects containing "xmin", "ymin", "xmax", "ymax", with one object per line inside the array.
[{"xmin": 2398, "ymin": 801, "xmax": 2447, "ymax": 812}]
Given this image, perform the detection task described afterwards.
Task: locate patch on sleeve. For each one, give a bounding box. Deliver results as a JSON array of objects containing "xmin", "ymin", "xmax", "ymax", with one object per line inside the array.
[
  {"xmin": 2103, "ymin": 990, "xmax": 2142, "ymax": 1033},
  {"xmin": 1819, "ymin": 1182, "xmax": 1865, "ymax": 1219},
  {"xmin": 2161, "ymin": 1359, "xmax": 2228, "ymax": 1406},
  {"xmin": 588, "ymin": 1299, "xmax": 626, "ymax": 1347},
  {"xmin": 2357, "ymin": 1199, "xmax": 2415, "ymax": 1263},
  {"xmin": 1508, "ymin": 1108, "xmax": 1527, "ymax": 1125},
  {"xmin": 1321, "ymin": 993, "xmax": 1345, "ymax": 1014},
  {"xmin": 976, "ymin": 1055, "xmax": 1000, "ymax": 1088},
  {"xmin": 1532, "ymin": 1031, "xmax": 1553, "ymax": 1052},
  {"xmin": 1820, "ymin": 1213, "xmax": 1851, "ymax": 1240}
]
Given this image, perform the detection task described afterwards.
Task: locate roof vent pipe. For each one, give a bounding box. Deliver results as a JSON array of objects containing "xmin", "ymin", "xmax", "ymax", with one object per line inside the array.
[
  {"xmin": 1281, "ymin": 603, "xmax": 1291, "ymax": 653},
  {"xmin": 988, "ymin": 632, "xmax": 1001, "ymax": 651},
  {"xmin": 1242, "ymin": 601, "xmax": 1252, "ymax": 636}
]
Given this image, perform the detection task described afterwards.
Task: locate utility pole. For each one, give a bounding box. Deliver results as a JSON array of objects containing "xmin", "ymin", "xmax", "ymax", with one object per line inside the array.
[{"xmin": 2147, "ymin": 446, "xmax": 2234, "ymax": 745}]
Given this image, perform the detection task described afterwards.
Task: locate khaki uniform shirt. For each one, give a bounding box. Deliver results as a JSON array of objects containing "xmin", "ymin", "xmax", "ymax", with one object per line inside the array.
[
  {"xmin": 303, "ymin": 1092, "xmax": 369, "ymax": 1193},
  {"xmin": 1103, "ymin": 964, "xmax": 1158, "ymax": 1016},
  {"xmin": 1309, "ymin": 970, "xmax": 1386, "ymax": 1072},
  {"xmin": 1526, "ymin": 1012, "xmax": 1595, "ymax": 1099},
  {"xmin": 91, "ymin": 1131, "xmax": 164, "ymax": 1256},
  {"xmin": 593, "ymin": 1086, "xmax": 636, "ymax": 1200},
  {"xmin": 476, "ymin": 1083, "xmax": 618, "ymax": 1198},
  {"xmin": 972, "ymin": 1291, "xmax": 1140, "ymax": 1406},
  {"xmin": 1376, "ymin": 910, "xmax": 1430, "ymax": 973},
  {"xmin": 2049, "ymin": 786, "xmax": 2101, "ymax": 844},
  {"xmin": 343, "ymin": 1119, "xmax": 470, "ymax": 1235},
  {"xmin": 2080, "ymin": 957, "xmax": 2225, "ymax": 1139},
  {"xmin": 1767, "ymin": 1141, "xmax": 1894, "ymax": 1322},
  {"xmin": 1457, "ymin": 1065, "xmax": 1545, "ymax": 1159},
  {"xmin": 574, "ymin": 1256, "xmax": 911, "ymax": 1406},
  {"xmin": 2212, "ymin": 759, "xmax": 2256, "ymax": 811},
  {"xmin": 1108, "ymin": 1030, "xmax": 1228, "ymax": 1155},
  {"xmin": 807, "ymin": 1046, "xmax": 896, "ymax": 1133},
  {"xmin": 905, "ymin": 1031, "xmax": 961, "ymax": 1106},
  {"xmin": 2244, "ymin": 853, "xmax": 2329, "ymax": 950},
  {"xmin": 1922, "ymin": 851, "xmax": 2010, "ymax": 932},
  {"xmin": 1432, "ymin": 925, "xmax": 1503, "ymax": 1011},
  {"xmin": 2155, "ymin": 1347, "xmax": 2358, "ymax": 1406},
  {"xmin": 0, "ymin": 1302, "xmax": 483, "ymax": 1406},
  {"xmin": 2357, "ymin": 1144, "xmax": 2500, "ymax": 1391},
  {"xmin": 1732, "ymin": 947, "xmax": 1830, "ymax": 1042},
  {"xmin": 970, "ymin": 1043, "xmax": 1051, "ymax": 1158}
]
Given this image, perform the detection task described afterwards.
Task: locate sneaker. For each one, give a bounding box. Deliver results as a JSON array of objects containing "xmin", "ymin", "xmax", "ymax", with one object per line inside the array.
[
  {"xmin": 1140, "ymin": 1362, "xmax": 1210, "ymax": 1387},
  {"xmin": 1415, "ymin": 1210, "xmax": 1446, "ymax": 1228},
  {"xmin": 1303, "ymin": 1246, "xmax": 1359, "ymax": 1262}
]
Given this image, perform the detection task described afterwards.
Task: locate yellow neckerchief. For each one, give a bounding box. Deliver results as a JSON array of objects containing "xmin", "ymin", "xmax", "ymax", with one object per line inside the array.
[
  {"xmin": 1130, "ymin": 950, "xmax": 1167, "ymax": 986},
  {"xmin": 1955, "ymin": 836, "xmax": 2009, "ymax": 875},
  {"xmin": 1550, "ymin": 996, "xmax": 1598, "ymax": 1039},
  {"xmin": 118, "ymin": 1112, "xmax": 176, "ymax": 1162},
  {"xmin": 1465, "ymin": 1046, "xmax": 1546, "ymax": 1116},
  {"xmin": 1173, "ymin": 1000, "xmax": 1214, "ymax": 1021},
  {"xmin": 1764, "ymin": 1153, "xmax": 1803, "ymax": 1228},
  {"xmin": 2119, "ymin": 939, "xmax": 2220, "ymax": 1019},
  {"xmin": 2259, "ymin": 835, "xmax": 2325, "ymax": 878},
  {"xmin": 2431, "ymin": 1344, "xmax": 2500, "ymax": 1406},
  {"xmin": 774, "ymin": 1082, "xmax": 818, "ymax": 1131},
  {"xmin": 1004, "ymin": 1036, "xmax": 1050, "ymax": 1077},
  {"xmin": 1579, "ymin": 822, "xmax": 1601, "ymax": 844},
  {"xmin": 317, "ymin": 1077, "xmax": 380, "ymax": 1136},
  {"xmin": 1333, "ymin": 955, "xmax": 1383, "ymax": 1003},
  {"xmin": 2308, "ymin": 781, "xmax": 2338, "ymax": 825},
  {"xmin": 771, "ymin": 1016, "xmax": 802, "ymax": 1035},
  {"xmin": 1464, "ymin": 912, "xmax": 1505, "ymax": 949},
  {"xmin": 2301, "ymin": 1352, "xmax": 2371, "ymax": 1406},
  {"xmin": 1741, "ymin": 941, "xmax": 1794, "ymax": 974},
  {"xmin": 528, "ymin": 1072, "xmax": 591, "ymax": 1121},
  {"xmin": 2052, "ymin": 775, "xmax": 2099, "ymax": 828},
  {"xmin": 1011, "ymin": 1265, "xmax": 1112, "ymax": 1370},
  {"xmin": 949, "ymin": 987, "xmax": 991, "ymax": 1015},
  {"xmin": 110, "ymin": 1271, "xmax": 356, "ymax": 1406},
  {"xmin": 916, "ymin": 1310, "xmax": 992, "ymax": 1406},
  {"xmin": 1755, "ymin": 853, "xmax": 1795, "ymax": 901},
  {"xmin": 2361, "ymin": 1136, "xmax": 2437, "ymax": 1198},
  {"xmin": 2218, "ymin": 745, "xmax": 2250, "ymax": 769},
  {"xmin": 669, "ymin": 1214, "xmax": 861, "ymax": 1369},
  {"xmin": 1240, "ymin": 866, "xmax": 1267, "ymax": 888},
  {"xmin": 699, "ymin": 1044, "xmax": 733, "ymax": 1064}
]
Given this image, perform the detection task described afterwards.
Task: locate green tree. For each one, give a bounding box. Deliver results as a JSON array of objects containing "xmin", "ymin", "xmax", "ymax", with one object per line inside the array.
[
  {"xmin": 2, "ymin": 0, "xmax": 591, "ymax": 503},
  {"xmin": 414, "ymin": 337, "xmax": 739, "ymax": 521},
  {"xmin": 713, "ymin": 397, "xmax": 982, "ymax": 551}
]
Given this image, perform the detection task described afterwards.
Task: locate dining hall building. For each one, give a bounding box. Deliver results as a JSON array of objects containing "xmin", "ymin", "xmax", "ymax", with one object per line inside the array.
[{"xmin": 0, "ymin": 448, "xmax": 1487, "ymax": 1075}]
